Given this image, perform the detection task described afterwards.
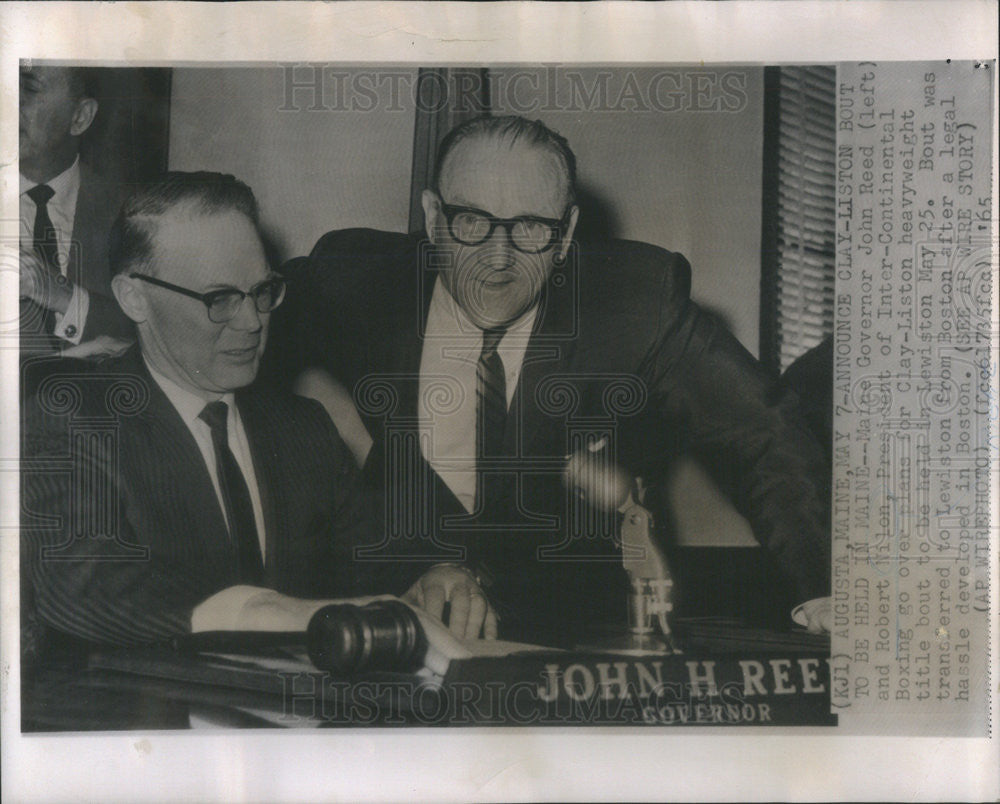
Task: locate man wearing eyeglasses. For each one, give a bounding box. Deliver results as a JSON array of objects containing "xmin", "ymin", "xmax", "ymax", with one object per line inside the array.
[
  {"xmin": 21, "ymin": 172, "xmax": 399, "ymax": 666},
  {"xmin": 269, "ymin": 115, "xmax": 832, "ymax": 642}
]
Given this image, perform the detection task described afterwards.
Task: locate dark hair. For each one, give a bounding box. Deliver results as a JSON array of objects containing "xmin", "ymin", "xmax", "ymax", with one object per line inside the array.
[
  {"xmin": 433, "ymin": 115, "xmax": 577, "ymax": 203},
  {"xmin": 109, "ymin": 171, "xmax": 262, "ymax": 277},
  {"xmin": 65, "ymin": 67, "xmax": 100, "ymax": 101}
]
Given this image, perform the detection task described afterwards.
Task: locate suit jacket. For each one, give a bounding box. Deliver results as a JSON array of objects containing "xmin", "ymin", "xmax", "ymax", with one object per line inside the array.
[
  {"xmin": 21, "ymin": 348, "xmax": 376, "ymax": 659},
  {"xmin": 20, "ymin": 163, "xmax": 134, "ymax": 355},
  {"xmin": 781, "ymin": 336, "xmax": 833, "ymax": 465},
  {"xmin": 267, "ymin": 229, "xmax": 831, "ymax": 636},
  {"xmin": 69, "ymin": 165, "xmax": 135, "ymax": 342}
]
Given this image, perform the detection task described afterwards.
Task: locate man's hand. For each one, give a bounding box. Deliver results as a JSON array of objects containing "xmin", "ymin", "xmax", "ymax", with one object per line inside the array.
[
  {"xmin": 61, "ymin": 334, "xmax": 134, "ymax": 359},
  {"xmin": 403, "ymin": 565, "xmax": 498, "ymax": 641},
  {"xmin": 797, "ymin": 597, "xmax": 832, "ymax": 633},
  {"xmin": 20, "ymin": 246, "xmax": 72, "ymax": 314},
  {"xmin": 563, "ymin": 439, "xmax": 632, "ymax": 512}
]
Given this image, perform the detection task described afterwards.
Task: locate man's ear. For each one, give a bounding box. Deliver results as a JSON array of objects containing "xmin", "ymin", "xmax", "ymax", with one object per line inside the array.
[
  {"xmin": 69, "ymin": 97, "xmax": 98, "ymax": 137},
  {"xmin": 112, "ymin": 273, "xmax": 148, "ymax": 324},
  {"xmin": 421, "ymin": 189, "xmax": 442, "ymax": 243},
  {"xmin": 557, "ymin": 205, "xmax": 580, "ymax": 261}
]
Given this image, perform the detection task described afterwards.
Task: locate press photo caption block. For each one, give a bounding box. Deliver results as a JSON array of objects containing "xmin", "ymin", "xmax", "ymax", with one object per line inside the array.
[{"xmin": 833, "ymin": 60, "xmax": 994, "ymax": 735}]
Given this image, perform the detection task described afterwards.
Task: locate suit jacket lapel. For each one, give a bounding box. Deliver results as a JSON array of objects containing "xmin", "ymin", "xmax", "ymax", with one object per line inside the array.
[
  {"xmin": 234, "ymin": 390, "xmax": 281, "ymax": 583},
  {"xmin": 122, "ymin": 349, "xmax": 234, "ymax": 571},
  {"xmin": 382, "ymin": 243, "xmax": 436, "ymax": 421},
  {"xmin": 510, "ymin": 254, "xmax": 580, "ymax": 458},
  {"xmin": 69, "ymin": 164, "xmax": 102, "ymax": 290}
]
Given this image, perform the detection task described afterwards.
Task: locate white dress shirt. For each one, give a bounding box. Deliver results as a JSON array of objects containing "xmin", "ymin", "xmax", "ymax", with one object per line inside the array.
[
  {"xmin": 418, "ymin": 278, "xmax": 538, "ymax": 513},
  {"xmin": 20, "ymin": 156, "xmax": 89, "ymax": 344},
  {"xmin": 145, "ymin": 359, "xmax": 267, "ymax": 560}
]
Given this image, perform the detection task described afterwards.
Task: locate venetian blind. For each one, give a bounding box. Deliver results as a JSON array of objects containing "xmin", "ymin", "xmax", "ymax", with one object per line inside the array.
[{"xmin": 761, "ymin": 66, "xmax": 837, "ymax": 372}]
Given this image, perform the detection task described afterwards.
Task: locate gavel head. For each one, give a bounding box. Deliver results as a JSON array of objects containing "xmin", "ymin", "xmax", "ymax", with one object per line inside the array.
[{"xmin": 306, "ymin": 600, "xmax": 428, "ymax": 675}]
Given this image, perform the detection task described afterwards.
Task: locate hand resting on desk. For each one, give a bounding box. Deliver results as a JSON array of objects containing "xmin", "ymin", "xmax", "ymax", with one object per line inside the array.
[
  {"xmin": 403, "ymin": 564, "xmax": 499, "ymax": 641},
  {"xmin": 294, "ymin": 370, "xmax": 499, "ymax": 641}
]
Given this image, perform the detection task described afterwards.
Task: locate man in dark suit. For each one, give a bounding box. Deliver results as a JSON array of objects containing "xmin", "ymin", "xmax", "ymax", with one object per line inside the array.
[
  {"xmin": 19, "ymin": 65, "xmax": 134, "ymax": 361},
  {"xmin": 20, "ymin": 172, "xmax": 392, "ymax": 667},
  {"xmin": 268, "ymin": 115, "xmax": 832, "ymax": 642}
]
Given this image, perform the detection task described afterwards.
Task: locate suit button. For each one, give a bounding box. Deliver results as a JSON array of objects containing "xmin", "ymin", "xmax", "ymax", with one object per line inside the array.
[{"xmin": 64, "ymin": 325, "xmax": 77, "ymax": 337}]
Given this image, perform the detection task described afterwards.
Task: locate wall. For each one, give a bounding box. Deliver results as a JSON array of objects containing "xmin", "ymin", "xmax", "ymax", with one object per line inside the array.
[
  {"xmin": 490, "ymin": 66, "xmax": 764, "ymax": 353},
  {"xmin": 168, "ymin": 65, "xmax": 763, "ymax": 351},
  {"xmin": 168, "ymin": 66, "xmax": 417, "ymax": 262}
]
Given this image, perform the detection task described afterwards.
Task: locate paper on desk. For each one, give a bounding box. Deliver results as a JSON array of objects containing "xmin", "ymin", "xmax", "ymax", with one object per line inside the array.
[
  {"xmin": 459, "ymin": 638, "xmax": 556, "ymax": 657},
  {"xmin": 192, "ymin": 587, "xmax": 554, "ymax": 676}
]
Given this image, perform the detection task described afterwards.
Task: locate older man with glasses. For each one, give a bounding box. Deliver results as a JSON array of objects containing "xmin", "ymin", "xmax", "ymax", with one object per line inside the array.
[{"xmin": 269, "ymin": 115, "xmax": 833, "ymax": 644}]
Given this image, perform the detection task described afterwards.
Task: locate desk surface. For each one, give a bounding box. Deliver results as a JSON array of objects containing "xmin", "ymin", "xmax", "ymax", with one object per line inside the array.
[{"xmin": 22, "ymin": 619, "xmax": 833, "ymax": 731}]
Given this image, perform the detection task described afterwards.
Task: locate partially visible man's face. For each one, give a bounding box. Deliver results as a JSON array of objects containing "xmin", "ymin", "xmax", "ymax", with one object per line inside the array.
[
  {"xmin": 19, "ymin": 66, "xmax": 87, "ymax": 182},
  {"xmin": 137, "ymin": 209, "xmax": 272, "ymax": 399},
  {"xmin": 423, "ymin": 136, "xmax": 578, "ymax": 330}
]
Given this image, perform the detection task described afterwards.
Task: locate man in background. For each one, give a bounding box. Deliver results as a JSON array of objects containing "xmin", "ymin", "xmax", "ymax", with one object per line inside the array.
[
  {"xmin": 269, "ymin": 115, "xmax": 832, "ymax": 643},
  {"xmin": 19, "ymin": 64, "xmax": 133, "ymax": 363}
]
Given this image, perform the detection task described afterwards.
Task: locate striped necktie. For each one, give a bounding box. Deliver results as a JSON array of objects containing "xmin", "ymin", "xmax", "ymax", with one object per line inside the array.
[{"xmin": 476, "ymin": 327, "xmax": 508, "ymax": 512}]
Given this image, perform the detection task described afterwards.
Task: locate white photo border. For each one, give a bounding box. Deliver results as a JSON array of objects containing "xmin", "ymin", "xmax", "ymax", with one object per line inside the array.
[{"xmin": 1, "ymin": 2, "xmax": 997, "ymax": 801}]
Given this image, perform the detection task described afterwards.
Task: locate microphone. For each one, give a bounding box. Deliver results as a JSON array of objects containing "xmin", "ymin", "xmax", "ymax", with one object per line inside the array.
[
  {"xmin": 563, "ymin": 437, "xmax": 679, "ymax": 652},
  {"xmin": 306, "ymin": 600, "xmax": 428, "ymax": 675}
]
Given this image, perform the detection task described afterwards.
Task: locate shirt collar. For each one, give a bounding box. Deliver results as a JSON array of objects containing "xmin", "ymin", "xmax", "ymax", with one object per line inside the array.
[
  {"xmin": 428, "ymin": 277, "xmax": 538, "ymax": 348},
  {"xmin": 143, "ymin": 356, "xmax": 235, "ymax": 429},
  {"xmin": 20, "ymin": 155, "xmax": 81, "ymax": 215}
]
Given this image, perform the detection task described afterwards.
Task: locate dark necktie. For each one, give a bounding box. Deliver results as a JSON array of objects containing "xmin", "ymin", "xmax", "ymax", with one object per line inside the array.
[
  {"xmin": 28, "ymin": 184, "xmax": 59, "ymax": 271},
  {"xmin": 199, "ymin": 401, "xmax": 264, "ymax": 584},
  {"xmin": 476, "ymin": 327, "xmax": 508, "ymax": 513},
  {"xmin": 26, "ymin": 184, "xmax": 59, "ymax": 336}
]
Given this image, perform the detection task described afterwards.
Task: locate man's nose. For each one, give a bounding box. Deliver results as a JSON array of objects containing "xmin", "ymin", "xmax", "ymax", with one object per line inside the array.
[
  {"xmin": 485, "ymin": 224, "xmax": 518, "ymax": 258},
  {"xmin": 227, "ymin": 295, "xmax": 264, "ymax": 331}
]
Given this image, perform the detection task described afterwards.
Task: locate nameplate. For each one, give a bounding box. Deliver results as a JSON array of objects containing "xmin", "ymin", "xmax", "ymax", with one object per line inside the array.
[{"xmin": 442, "ymin": 651, "xmax": 837, "ymax": 726}]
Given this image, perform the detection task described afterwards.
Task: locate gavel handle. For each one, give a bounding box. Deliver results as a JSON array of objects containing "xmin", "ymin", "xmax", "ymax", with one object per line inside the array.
[{"xmin": 171, "ymin": 630, "xmax": 304, "ymax": 655}]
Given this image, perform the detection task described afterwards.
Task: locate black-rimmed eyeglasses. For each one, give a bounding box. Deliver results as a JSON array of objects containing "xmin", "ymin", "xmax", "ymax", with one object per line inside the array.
[
  {"xmin": 438, "ymin": 197, "xmax": 571, "ymax": 254},
  {"xmin": 130, "ymin": 273, "xmax": 287, "ymax": 324}
]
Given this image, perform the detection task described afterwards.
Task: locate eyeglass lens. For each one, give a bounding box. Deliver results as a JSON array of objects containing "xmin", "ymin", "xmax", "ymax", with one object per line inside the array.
[
  {"xmin": 208, "ymin": 279, "xmax": 285, "ymax": 322},
  {"xmin": 449, "ymin": 211, "xmax": 557, "ymax": 253}
]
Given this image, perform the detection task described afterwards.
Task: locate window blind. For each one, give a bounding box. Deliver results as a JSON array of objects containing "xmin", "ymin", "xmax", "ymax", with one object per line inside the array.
[{"xmin": 760, "ymin": 66, "xmax": 837, "ymax": 373}]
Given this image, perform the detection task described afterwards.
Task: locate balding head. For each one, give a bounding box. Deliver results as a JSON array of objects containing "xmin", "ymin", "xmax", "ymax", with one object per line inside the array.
[
  {"xmin": 420, "ymin": 115, "xmax": 580, "ymax": 330},
  {"xmin": 434, "ymin": 115, "xmax": 577, "ymax": 208}
]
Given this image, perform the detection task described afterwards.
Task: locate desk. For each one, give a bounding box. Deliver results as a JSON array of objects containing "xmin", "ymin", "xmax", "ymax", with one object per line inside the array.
[{"xmin": 22, "ymin": 619, "xmax": 834, "ymax": 731}]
